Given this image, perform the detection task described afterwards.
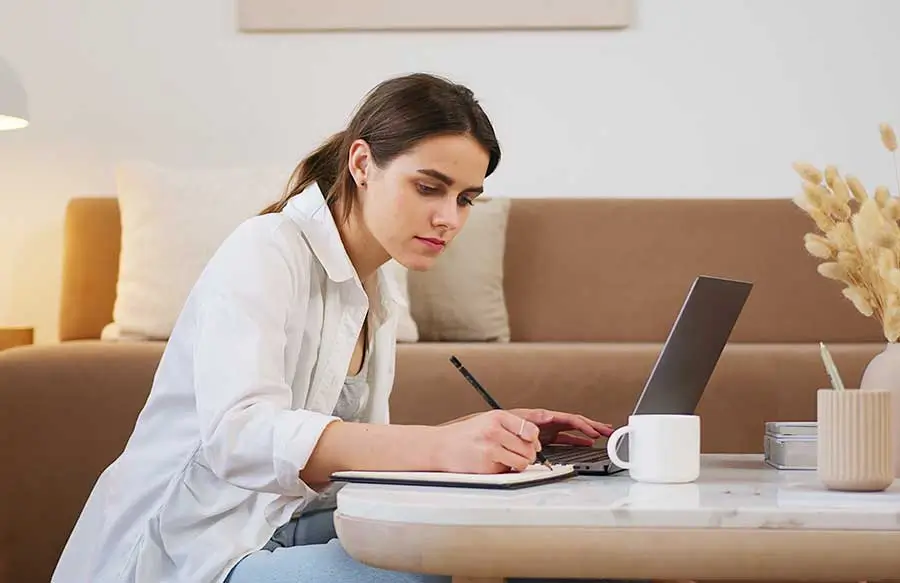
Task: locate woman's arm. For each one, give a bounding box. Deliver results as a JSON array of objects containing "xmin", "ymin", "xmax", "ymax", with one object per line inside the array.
[
  {"xmin": 299, "ymin": 421, "xmax": 442, "ymax": 486},
  {"xmin": 302, "ymin": 409, "xmax": 546, "ymax": 485},
  {"xmin": 192, "ymin": 219, "xmax": 338, "ymax": 497},
  {"xmin": 301, "ymin": 408, "xmax": 616, "ymax": 486}
]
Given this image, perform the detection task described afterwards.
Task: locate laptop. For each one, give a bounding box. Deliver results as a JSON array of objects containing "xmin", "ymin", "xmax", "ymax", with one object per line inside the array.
[{"xmin": 542, "ymin": 275, "xmax": 753, "ymax": 475}]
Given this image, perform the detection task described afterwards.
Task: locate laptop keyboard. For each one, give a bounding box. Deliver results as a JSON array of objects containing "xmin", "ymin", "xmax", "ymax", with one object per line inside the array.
[{"xmin": 543, "ymin": 445, "xmax": 610, "ymax": 464}]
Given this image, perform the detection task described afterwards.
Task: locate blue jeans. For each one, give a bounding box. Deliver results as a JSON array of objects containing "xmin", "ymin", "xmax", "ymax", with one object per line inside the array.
[
  {"xmin": 225, "ymin": 508, "xmax": 447, "ymax": 583},
  {"xmin": 226, "ymin": 509, "xmax": 648, "ymax": 583}
]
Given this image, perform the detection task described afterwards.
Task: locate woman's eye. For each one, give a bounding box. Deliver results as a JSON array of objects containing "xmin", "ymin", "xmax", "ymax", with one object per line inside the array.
[
  {"xmin": 458, "ymin": 195, "xmax": 475, "ymax": 207},
  {"xmin": 416, "ymin": 183, "xmax": 438, "ymax": 194}
]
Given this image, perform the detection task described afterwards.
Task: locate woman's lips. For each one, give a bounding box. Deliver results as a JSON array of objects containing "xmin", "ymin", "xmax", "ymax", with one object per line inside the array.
[{"xmin": 415, "ymin": 236, "xmax": 446, "ymax": 251}]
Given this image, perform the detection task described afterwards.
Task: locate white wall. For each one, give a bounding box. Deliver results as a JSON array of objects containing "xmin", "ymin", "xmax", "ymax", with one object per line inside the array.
[{"xmin": 2, "ymin": 0, "xmax": 900, "ymax": 343}]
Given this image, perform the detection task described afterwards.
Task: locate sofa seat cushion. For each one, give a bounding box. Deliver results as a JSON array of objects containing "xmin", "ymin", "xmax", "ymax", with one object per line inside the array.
[
  {"xmin": 0, "ymin": 340, "xmax": 166, "ymax": 583},
  {"xmin": 392, "ymin": 342, "xmax": 887, "ymax": 454}
]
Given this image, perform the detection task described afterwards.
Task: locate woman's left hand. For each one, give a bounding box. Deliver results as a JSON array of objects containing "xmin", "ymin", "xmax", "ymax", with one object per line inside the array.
[{"xmin": 508, "ymin": 408, "xmax": 614, "ymax": 446}]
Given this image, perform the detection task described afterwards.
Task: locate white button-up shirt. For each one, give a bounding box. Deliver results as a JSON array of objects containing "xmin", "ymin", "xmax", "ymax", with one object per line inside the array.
[{"xmin": 52, "ymin": 183, "xmax": 404, "ymax": 583}]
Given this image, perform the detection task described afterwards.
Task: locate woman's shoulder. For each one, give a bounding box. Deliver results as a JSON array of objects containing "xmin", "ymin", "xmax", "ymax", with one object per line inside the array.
[
  {"xmin": 196, "ymin": 212, "xmax": 316, "ymax": 292},
  {"xmin": 224, "ymin": 211, "xmax": 314, "ymax": 257}
]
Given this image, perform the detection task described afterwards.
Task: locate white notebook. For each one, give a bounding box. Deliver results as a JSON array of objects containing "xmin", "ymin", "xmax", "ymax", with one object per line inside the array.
[{"xmin": 330, "ymin": 463, "xmax": 576, "ymax": 490}]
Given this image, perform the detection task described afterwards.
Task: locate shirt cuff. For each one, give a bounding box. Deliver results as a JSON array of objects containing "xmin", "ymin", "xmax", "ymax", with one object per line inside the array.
[{"xmin": 273, "ymin": 410, "xmax": 341, "ymax": 495}]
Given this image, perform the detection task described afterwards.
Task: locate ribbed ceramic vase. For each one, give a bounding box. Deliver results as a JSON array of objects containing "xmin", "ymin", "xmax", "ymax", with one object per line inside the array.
[
  {"xmin": 817, "ymin": 388, "xmax": 893, "ymax": 492},
  {"xmin": 859, "ymin": 342, "xmax": 900, "ymax": 477}
]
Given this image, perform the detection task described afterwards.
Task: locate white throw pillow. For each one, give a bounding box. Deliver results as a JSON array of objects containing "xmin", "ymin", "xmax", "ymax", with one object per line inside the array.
[
  {"xmin": 104, "ymin": 161, "xmax": 420, "ymax": 343},
  {"xmin": 105, "ymin": 161, "xmax": 290, "ymax": 340}
]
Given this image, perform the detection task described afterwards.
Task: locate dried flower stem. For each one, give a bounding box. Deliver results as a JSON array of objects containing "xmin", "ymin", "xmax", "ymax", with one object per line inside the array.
[
  {"xmin": 792, "ymin": 124, "xmax": 900, "ymax": 342},
  {"xmin": 892, "ymin": 152, "xmax": 900, "ymax": 208},
  {"xmin": 880, "ymin": 122, "xmax": 900, "ymax": 214}
]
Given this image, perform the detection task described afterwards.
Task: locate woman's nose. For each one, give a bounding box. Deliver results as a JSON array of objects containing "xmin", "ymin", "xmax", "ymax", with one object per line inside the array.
[{"xmin": 433, "ymin": 198, "xmax": 461, "ymax": 230}]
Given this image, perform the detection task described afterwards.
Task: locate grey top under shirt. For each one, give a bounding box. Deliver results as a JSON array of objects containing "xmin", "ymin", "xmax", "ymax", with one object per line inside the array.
[{"xmin": 299, "ymin": 320, "xmax": 372, "ymax": 516}]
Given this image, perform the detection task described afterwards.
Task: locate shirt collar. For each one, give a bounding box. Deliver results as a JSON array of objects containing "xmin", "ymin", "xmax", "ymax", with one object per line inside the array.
[
  {"xmin": 283, "ymin": 181, "xmax": 355, "ymax": 282},
  {"xmin": 282, "ymin": 181, "xmax": 407, "ymax": 318}
]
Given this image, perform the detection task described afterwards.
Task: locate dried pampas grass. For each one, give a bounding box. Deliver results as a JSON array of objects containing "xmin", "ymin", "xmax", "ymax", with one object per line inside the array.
[
  {"xmin": 793, "ymin": 122, "xmax": 900, "ymax": 341},
  {"xmin": 881, "ymin": 123, "xmax": 898, "ymax": 152}
]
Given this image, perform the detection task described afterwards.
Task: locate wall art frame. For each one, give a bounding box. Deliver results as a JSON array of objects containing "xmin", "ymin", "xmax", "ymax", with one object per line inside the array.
[{"xmin": 237, "ymin": 0, "xmax": 633, "ymax": 32}]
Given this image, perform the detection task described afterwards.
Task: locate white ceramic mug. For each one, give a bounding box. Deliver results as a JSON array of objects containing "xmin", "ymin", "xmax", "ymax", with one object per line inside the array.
[{"xmin": 606, "ymin": 414, "xmax": 701, "ymax": 483}]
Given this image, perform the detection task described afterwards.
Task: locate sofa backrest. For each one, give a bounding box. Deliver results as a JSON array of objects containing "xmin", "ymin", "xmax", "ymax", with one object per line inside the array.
[
  {"xmin": 60, "ymin": 196, "xmax": 884, "ymax": 343},
  {"xmin": 503, "ymin": 197, "xmax": 882, "ymax": 343},
  {"xmin": 60, "ymin": 198, "xmax": 121, "ymax": 341}
]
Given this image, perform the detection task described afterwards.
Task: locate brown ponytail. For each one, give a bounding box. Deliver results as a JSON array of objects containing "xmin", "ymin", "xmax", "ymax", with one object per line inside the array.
[
  {"xmin": 259, "ymin": 73, "xmax": 501, "ymax": 225},
  {"xmin": 259, "ymin": 129, "xmax": 352, "ymax": 216}
]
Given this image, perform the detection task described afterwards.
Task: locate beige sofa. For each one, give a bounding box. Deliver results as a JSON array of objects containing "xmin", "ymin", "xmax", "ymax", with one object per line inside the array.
[{"xmin": 0, "ymin": 196, "xmax": 888, "ymax": 583}]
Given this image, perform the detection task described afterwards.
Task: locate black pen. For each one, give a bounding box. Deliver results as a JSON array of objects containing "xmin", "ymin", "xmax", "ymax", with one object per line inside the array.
[{"xmin": 449, "ymin": 355, "xmax": 554, "ymax": 470}]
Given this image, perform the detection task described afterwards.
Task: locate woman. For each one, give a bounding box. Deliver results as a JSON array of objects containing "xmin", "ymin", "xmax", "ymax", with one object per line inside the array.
[{"xmin": 52, "ymin": 73, "xmax": 614, "ymax": 583}]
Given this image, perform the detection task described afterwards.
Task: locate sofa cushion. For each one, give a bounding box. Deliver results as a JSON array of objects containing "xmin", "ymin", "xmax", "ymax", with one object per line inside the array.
[
  {"xmin": 0, "ymin": 340, "xmax": 165, "ymax": 583},
  {"xmin": 502, "ymin": 198, "xmax": 886, "ymax": 343},
  {"xmin": 389, "ymin": 341, "xmax": 886, "ymax": 454},
  {"xmin": 60, "ymin": 197, "xmax": 122, "ymax": 341},
  {"xmin": 107, "ymin": 161, "xmax": 287, "ymax": 340},
  {"xmin": 104, "ymin": 161, "xmax": 420, "ymax": 342},
  {"xmin": 407, "ymin": 197, "xmax": 511, "ymax": 341}
]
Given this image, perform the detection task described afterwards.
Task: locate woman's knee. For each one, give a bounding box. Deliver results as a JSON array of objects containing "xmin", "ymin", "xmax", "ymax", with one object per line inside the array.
[{"xmin": 227, "ymin": 539, "xmax": 450, "ymax": 583}]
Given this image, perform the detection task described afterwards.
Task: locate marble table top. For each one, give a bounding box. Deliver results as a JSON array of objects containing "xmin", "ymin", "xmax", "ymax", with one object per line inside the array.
[{"xmin": 335, "ymin": 454, "xmax": 900, "ymax": 530}]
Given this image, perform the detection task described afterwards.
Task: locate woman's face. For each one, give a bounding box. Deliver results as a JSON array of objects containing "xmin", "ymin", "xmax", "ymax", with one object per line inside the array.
[{"xmin": 351, "ymin": 133, "xmax": 491, "ymax": 271}]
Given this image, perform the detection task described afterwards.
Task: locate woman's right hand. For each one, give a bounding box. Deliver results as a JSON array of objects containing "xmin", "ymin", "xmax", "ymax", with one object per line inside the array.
[{"xmin": 431, "ymin": 410, "xmax": 542, "ymax": 474}]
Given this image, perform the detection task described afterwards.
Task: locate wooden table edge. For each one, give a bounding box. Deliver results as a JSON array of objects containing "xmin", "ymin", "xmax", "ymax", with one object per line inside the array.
[{"xmin": 335, "ymin": 512, "xmax": 900, "ymax": 582}]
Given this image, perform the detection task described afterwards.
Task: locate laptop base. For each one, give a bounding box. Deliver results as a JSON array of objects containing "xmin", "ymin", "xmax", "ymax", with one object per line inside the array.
[{"xmin": 542, "ymin": 444, "xmax": 625, "ymax": 475}]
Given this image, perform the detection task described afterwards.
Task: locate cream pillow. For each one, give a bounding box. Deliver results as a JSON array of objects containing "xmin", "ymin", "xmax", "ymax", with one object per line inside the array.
[
  {"xmin": 104, "ymin": 161, "xmax": 289, "ymax": 340},
  {"xmin": 106, "ymin": 161, "xmax": 421, "ymax": 343},
  {"xmin": 407, "ymin": 198, "xmax": 511, "ymax": 342}
]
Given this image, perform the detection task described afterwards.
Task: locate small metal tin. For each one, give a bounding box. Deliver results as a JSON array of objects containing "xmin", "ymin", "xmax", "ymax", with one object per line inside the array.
[
  {"xmin": 764, "ymin": 421, "xmax": 817, "ymax": 470},
  {"xmin": 765, "ymin": 421, "xmax": 817, "ymax": 438}
]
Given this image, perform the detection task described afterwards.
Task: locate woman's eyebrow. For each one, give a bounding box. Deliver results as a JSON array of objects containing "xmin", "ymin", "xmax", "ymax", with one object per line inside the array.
[{"xmin": 416, "ymin": 169, "xmax": 483, "ymax": 193}]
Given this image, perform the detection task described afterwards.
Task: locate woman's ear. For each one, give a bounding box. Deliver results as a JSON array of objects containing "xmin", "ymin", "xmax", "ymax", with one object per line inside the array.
[{"xmin": 348, "ymin": 139, "xmax": 372, "ymax": 187}]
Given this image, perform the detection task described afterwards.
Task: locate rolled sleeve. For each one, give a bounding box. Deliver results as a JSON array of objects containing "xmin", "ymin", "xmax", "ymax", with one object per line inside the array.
[
  {"xmin": 191, "ymin": 218, "xmax": 334, "ymax": 496},
  {"xmin": 273, "ymin": 411, "xmax": 340, "ymax": 494}
]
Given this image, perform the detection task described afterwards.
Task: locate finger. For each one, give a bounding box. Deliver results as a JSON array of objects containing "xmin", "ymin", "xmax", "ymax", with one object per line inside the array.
[
  {"xmin": 565, "ymin": 414, "xmax": 614, "ymax": 438},
  {"xmin": 495, "ymin": 410, "xmax": 540, "ymax": 442},
  {"xmin": 587, "ymin": 417, "xmax": 615, "ymax": 434},
  {"xmin": 485, "ymin": 425, "xmax": 536, "ymax": 471},
  {"xmin": 493, "ymin": 442, "xmax": 535, "ymax": 472},
  {"xmin": 488, "ymin": 414, "xmax": 539, "ymax": 468},
  {"xmin": 552, "ymin": 432, "xmax": 595, "ymax": 446},
  {"xmin": 574, "ymin": 415, "xmax": 606, "ymax": 437},
  {"xmin": 543, "ymin": 412, "xmax": 603, "ymax": 438},
  {"xmin": 510, "ymin": 408, "xmax": 552, "ymax": 424},
  {"xmin": 493, "ymin": 420, "xmax": 540, "ymax": 460}
]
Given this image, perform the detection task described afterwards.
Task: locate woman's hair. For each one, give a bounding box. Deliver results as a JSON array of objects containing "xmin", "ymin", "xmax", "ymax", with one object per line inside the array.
[{"xmin": 260, "ymin": 73, "xmax": 501, "ymax": 223}]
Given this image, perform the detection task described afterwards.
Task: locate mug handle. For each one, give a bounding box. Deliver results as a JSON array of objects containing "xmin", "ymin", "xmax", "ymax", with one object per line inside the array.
[{"xmin": 606, "ymin": 426, "xmax": 631, "ymax": 469}]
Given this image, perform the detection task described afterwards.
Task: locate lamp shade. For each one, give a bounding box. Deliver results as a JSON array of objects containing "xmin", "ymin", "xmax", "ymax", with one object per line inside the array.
[{"xmin": 0, "ymin": 57, "xmax": 28, "ymax": 131}]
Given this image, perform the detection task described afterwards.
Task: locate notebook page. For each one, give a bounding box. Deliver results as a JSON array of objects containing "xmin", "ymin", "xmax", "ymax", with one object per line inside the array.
[{"xmin": 331, "ymin": 463, "xmax": 575, "ymax": 485}]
